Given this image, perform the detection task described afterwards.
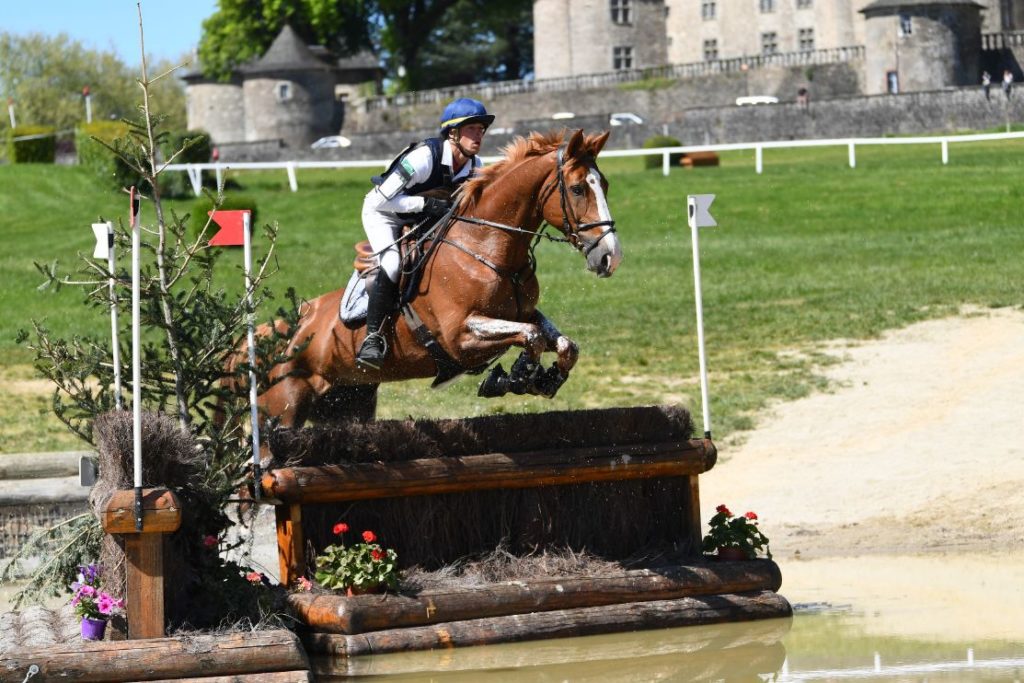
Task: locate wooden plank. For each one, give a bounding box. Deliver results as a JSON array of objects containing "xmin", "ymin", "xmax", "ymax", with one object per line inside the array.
[
  {"xmin": 687, "ymin": 470, "xmax": 703, "ymax": 550},
  {"xmin": 303, "ymin": 590, "xmax": 791, "ymax": 657},
  {"xmin": 0, "ymin": 630, "xmax": 309, "ymax": 682},
  {"xmin": 145, "ymin": 672, "xmax": 312, "ymax": 683},
  {"xmin": 262, "ymin": 439, "xmax": 716, "ymax": 504},
  {"xmin": 289, "ymin": 560, "xmax": 782, "ymax": 634},
  {"xmin": 276, "ymin": 503, "xmax": 305, "ymax": 588},
  {"xmin": 101, "ymin": 488, "xmax": 182, "ymax": 534},
  {"xmin": 124, "ymin": 533, "xmax": 165, "ymax": 639}
]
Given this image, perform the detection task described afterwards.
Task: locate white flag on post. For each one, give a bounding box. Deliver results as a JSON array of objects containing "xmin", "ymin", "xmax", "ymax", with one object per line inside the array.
[
  {"xmin": 92, "ymin": 222, "xmax": 112, "ymax": 259},
  {"xmin": 687, "ymin": 194, "xmax": 717, "ymax": 229}
]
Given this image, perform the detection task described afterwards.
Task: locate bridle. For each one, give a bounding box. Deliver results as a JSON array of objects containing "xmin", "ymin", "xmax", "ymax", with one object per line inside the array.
[{"xmin": 552, "ymin": 143, "xmax": 617, "ymax": 256}]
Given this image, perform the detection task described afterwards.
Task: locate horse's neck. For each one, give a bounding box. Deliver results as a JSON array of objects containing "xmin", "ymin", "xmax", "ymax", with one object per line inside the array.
[{"xmin": 447, "ymin": 154, "xmax": 552, "ymax": 269}]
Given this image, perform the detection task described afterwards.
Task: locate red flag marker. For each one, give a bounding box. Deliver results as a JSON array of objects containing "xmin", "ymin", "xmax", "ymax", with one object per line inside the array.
[{"xmin": 208, "ymin": 210, "xmax": 250, "ymax": 246}]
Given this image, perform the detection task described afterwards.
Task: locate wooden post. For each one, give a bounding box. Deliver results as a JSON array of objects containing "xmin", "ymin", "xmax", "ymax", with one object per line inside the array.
[
  {"xmin": 101, "ymin": 488, "xmax": 181, "ymax": 639},
  {"xmin": 276, "ymin": 503, "xmax": 305, "ymax": 588}
]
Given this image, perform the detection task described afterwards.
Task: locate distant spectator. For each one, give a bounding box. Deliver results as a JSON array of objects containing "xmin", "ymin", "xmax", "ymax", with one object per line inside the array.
[
  {"xmin": 982, "ymin": 71, "xmax": 992, "ymax": 101},
  {"xmin": 211, "ymin": 146, "xmax": 220, "ymax": 162},
  {"xmin": 797, "ymin": 87, "xmax": 810, "ymax": 110},
  {"xmin": 1003, "ymin": 70, "xmax": 1014, "ymax": 99}
]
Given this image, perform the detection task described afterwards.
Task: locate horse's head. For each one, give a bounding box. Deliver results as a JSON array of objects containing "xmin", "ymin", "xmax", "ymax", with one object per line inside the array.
[{"xmin": 542, "ymin": 129, "xmax": 623, "ymax": 278}]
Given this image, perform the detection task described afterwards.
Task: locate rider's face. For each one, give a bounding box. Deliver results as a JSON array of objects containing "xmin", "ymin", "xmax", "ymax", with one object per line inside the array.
[{"xmin": 455, "ymin": 123, "xmax": 486, "ymax": 155}]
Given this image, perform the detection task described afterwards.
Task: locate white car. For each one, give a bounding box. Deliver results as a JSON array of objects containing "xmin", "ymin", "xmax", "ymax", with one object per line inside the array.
[
  {"xmin": 311, "ymin": 135, "xmax": 352, "ymax": 149},
  {"xmin": 551, "ymin": 112, "xmax": 576, "ymax": 120},
  {"xmin": 735, "ymin": 96, "xmax": 779, "ymax": 106},
  {"xmin": 609, "ymin": 112, "xmax": 643, "ymax": 126}
]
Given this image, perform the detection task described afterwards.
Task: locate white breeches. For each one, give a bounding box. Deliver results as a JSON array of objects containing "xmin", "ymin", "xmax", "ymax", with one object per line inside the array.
[{"xmin": 361, "ymin": 194, "xmax": 406, "ymax": 282}]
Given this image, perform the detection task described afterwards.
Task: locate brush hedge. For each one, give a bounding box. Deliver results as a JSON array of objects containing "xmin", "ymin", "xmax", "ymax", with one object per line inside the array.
[{"xmin": 7, "ymin": 126, "xmax": 57, "ymax": 163}]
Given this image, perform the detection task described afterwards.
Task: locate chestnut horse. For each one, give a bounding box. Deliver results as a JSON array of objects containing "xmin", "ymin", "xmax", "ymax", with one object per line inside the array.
[{"xmin": 258, "ymin": 129, "xmax": 622, "ymax": 427}]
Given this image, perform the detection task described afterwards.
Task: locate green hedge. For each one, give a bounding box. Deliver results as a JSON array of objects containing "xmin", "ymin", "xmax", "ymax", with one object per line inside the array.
[
  {"xmin": 189, "ymin": 194, "xmax": 259, "ymax": 242},
  {"xmin": 641, "ymin": 135, "xmax": 683, "ymax": 170},
  {"xmin": 7, "ymin": 126, "xmax": 57, "ymax": 163},
  {"xmin": 160, "ymin": 130, "xmax": 212, "ymax": 199},
  {"xmin": 76, "ymin": 121, "xmax": 141, "ymax": 190}
]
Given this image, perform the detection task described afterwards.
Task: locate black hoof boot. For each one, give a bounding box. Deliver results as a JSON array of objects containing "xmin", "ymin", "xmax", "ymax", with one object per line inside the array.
[
  {"xmin": 533, "ymin": 364, "xmax": 567, "ymax": 398},
  {"xmin": 356, "ymin": 332, "xmax": 387, "ymax": 371},
  {"xmin": 478, "ymin": 364, "xmax": 510, "ymax": 397}
]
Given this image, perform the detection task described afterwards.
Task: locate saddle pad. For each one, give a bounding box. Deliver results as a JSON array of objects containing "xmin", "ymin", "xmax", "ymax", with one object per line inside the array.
[{"xmin": 340, "ymin": 270, "xmax": 368, "ymax": 326}]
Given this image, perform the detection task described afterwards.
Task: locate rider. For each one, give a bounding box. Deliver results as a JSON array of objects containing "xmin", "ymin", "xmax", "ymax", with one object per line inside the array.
[{"xmin": 355, "ymin": 97, "xmax": 494, "ymax": 370}]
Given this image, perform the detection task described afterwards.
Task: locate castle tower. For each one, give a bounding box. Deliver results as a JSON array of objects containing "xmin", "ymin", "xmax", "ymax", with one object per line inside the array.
[
  {"xmin": 239, "ymin": 25, "xmax": 340, "ymax": 148},
  {"xmin": 861, "ymin": 0, "xmax": 983, "ymax": 95},
  {"xmin": 181, "ymin": 69, "xmax": 245, "ymax": 145}
]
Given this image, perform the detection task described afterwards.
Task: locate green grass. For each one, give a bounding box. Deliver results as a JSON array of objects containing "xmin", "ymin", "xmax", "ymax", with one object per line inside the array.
[{"xmin": 2, "ymin": 136, "xmax": 1023, "ymax": 452}]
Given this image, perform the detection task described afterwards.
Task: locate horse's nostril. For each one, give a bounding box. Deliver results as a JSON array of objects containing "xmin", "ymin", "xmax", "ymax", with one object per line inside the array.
[{"xmin": 602, "ymin": 254, "xmax": 612, "ymax": 271}]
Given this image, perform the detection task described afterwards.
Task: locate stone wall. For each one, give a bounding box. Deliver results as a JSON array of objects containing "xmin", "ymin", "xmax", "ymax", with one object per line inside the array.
[{"xmin": 345, "ymin": 61, "xmax": 865, "ymax": 135}]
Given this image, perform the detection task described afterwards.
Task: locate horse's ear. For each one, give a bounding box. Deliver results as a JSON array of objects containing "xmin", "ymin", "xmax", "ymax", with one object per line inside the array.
[
  {"xmin": 589, "ymin": 130, "xmax": 611, "ymax": 156},
  {"xmin": 565, "ymin": 128, "xmax": 585, "ymax": 158}
]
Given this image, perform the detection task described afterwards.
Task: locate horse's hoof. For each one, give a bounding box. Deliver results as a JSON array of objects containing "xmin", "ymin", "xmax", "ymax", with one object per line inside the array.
[
  {"xmin": 534, "ymin": 365, "xmax": 567, "ymax": 398},
  {"xmin": 478, "ymin": 364, "xmax": 510, "ymax": 397}
]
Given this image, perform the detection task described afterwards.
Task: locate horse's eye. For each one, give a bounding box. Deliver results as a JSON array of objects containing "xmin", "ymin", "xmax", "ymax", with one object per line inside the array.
[{"xmin": 570, "ymin": 184, "xmax": 585, "ymax": 197}]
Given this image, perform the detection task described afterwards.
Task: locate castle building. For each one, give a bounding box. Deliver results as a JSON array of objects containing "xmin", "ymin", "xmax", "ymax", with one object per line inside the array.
[
  {"xmin": 183, "ymin": 25, "xmax": 382, "ymax": 149},
  {"xmin": 534, "ymin": 0, "xmax": 1022, "ymax": 86}
]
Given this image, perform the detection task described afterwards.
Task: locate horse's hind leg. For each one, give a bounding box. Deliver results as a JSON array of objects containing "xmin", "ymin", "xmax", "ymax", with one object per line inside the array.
[{"xmin": 259, "ymin": 375, "xmax": 318, "ymax": 429}]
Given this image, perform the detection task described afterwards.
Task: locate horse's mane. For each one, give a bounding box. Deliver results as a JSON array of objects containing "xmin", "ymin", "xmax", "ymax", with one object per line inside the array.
[{"xmin": 457, "ymin": 129, "xmax": 599, "ymax": 210}]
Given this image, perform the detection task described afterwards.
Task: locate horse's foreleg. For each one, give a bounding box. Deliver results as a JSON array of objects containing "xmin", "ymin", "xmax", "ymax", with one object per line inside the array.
[
  {"xmin": 464, "ymin": 315, "xmax": 547, "ymax": 359},
  {"xmin": 533, "ymin": 309, "xmax": 579, "ymax": 376}
]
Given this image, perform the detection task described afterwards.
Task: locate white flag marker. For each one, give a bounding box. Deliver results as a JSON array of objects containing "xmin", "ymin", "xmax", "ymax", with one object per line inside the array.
[
  {"xmin": 93, "ymin": 222, "xmax": 122, "ymax": 409},
  {"xmin": 687, "ymin": 194, "xmax": 717, "ymax": 440}
]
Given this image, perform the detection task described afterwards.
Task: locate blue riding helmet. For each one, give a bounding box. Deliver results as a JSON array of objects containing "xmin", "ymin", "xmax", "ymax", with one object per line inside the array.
[{"xmin": 440, "ymin": 98, "xmax": 495, "ymax": 136}]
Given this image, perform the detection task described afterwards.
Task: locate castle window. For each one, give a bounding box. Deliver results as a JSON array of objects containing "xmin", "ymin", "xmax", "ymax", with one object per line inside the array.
[
  {"xmin": 701, "ymin": 1, "xmax": 716, "ymax": 20},
  {"xmin": 703, "ymin": 39, "xmax": 719, "ymax": 61},
  {"xmin": 761, "ymin": 32, "xmax": 778, "ymax": 55},
  {"xmin": 276, "ymin": 82, "xmax": 293, "ymax": 102},
  {"xmin": 610, "ymin": 0, "xmax": 632, "ymax": 24},
  {"xmin": 798, "ymin": 28, "xmax": 815, "ymax": 51},
  {"xmin": 613, "ymin": 45, "xmax": 634, "ymax": 70},
  {"xmin": 759, "ymin": 0, "xmax": 775, "ymax": 13},
  {"xmin": 796, "ymin": 0, "xmax": 812, "ymax": 8},
  {"xmin": 898, "ymin": 13, "xmax": 912, "ymax": 36}
]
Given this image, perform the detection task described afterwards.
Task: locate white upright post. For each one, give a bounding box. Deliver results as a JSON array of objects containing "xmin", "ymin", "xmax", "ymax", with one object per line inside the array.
[
  {"xmin": 85, "ymin": 95, "xmax": 92, "ymax": 124},
  {"xmin": 848, "ymin": 142, "xmax": 857, "ymax": 169},
  {"xmin": 662, "ymin": 151, "xmax": 670, "ymax": 177},
  {"xmin": 242, "ymin": 211, "xmax": 261, "ymax": 495},
  {"xmin": 92, "ymin": 221, "xmax": 122, "ymax": 409},
  {"xmin": 755, "ymin": 145, "xmax": 763, "ymax": 174},
  {"xmin": 106, "ymin": 223, "xmax": 123, "ymax": 409},
  {"xmin": 687, "ymin": 194, "xmax": 718, "ymax": 440},
  {"xmin": 130, "ymin": 189, "xmax": 143, "ymax": 530},
  {"xmin": 941, "ymin": 138, "xmax": 949, "ymax": 165},
  {"xmin": 7, "ymin": 99, "xmax": 15, "ymax": 128}
]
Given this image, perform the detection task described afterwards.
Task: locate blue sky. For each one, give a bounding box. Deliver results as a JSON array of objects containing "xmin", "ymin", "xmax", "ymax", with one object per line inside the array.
[{"xmin": 5, "ymin": 0, "xmax": 218, "ymax": 65}]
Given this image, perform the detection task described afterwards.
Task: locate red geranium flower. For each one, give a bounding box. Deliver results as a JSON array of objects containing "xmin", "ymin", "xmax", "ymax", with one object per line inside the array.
[
  {"xmin": 362, "ymin": 530, "xmax": 377, "ymax": 543},
  {"xmin": 202, "ymin": 534, "xmax": 218, "ymax": 548},
  {"xmin": 333, "ymin": 522, "xmax": 349, "ymax": 536},
  {"xmin": 745, "ymin": 511, "xmax": 758, "ymax": 520},
  {"xmin": 371, "ymin": 548, "xmax": 384, "ymax": 562},
  {"xmin": 246, "ymin": 571, "xmax": 264, "ymax": 584},
  {"xmin": 716, "ymin": 504, "xmax": 732, "ymax": 517}
]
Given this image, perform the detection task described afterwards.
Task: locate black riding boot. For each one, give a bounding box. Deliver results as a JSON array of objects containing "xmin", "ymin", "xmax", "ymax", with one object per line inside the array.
[{"xmin": 356, "ymin": 271, "xmax": 399, "ymax": 370}]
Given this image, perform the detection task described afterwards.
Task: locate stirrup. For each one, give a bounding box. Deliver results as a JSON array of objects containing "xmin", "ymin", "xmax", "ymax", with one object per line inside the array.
[{"xmin": 356, "ymin": 331, "xmax": 388, "ymax": 370}]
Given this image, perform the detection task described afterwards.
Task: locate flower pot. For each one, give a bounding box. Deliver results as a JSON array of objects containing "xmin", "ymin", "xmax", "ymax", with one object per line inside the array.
[
  {"xmin": 81, "ymin": 616, "xmax": 107, "ymax": 641},
  {"xmin": 715, "ymin": 547, "xmax": 750, "ymax": 561}
]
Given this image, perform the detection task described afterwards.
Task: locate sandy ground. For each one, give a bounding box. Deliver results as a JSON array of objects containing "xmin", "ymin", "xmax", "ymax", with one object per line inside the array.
[{"xmin": 700, "ymin": 306, "xmax": 1024, "ymax": 560}]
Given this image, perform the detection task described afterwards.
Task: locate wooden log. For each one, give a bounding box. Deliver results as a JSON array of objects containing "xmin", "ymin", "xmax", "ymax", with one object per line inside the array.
[
  {"xmin": 144, "ymin": 673, "xmax": 312, "ymax": 683},
  {"xmin": 262, "ymin": 438, "xmax": 716, "ymax": 504},
  {"xmin": 289, "ymin": 560, "xmax": 783, "ymax": 634},
  {"xmin": 303, "ymin": 590, "xmax": 791, "ymax": 657},
  {"xmin": 276, "ymin": 503, "xmax": 304, "ymax": 588},
  {"xmin": 0, "ymin": 630, "xmax": 309, "ymax": 682},
  {"xmin": 101, "ymin": 488, "xmax": 182, "ymax": 534},
  {"xmin": 318, "ymin": 616, "xmax": 790, "ymax": 677}
]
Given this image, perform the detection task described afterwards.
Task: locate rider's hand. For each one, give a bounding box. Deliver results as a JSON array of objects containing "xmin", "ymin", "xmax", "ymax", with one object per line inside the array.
[{"xmin": 422, "ymin": 197, "xmax": 452, "ymax": 217}]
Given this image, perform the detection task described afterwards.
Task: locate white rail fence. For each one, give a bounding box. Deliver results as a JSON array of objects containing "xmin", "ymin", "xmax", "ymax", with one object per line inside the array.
[{"xmin": 165, "ymin": 131, "xmax": 1024, "ymax": 195}]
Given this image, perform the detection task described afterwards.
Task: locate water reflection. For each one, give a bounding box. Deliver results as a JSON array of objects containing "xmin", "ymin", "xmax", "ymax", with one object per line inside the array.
[{"xmin": 317, "ymin": 553, "xmax": 1024, "ymax": 681}]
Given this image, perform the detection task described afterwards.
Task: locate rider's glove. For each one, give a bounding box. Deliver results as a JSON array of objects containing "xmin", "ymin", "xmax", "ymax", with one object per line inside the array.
[{"xmin": 422, "ymin": 197, "xmax": 452, "ymax": 217}]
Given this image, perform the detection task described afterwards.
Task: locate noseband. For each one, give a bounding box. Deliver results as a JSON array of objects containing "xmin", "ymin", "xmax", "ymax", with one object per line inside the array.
[{"xmin": 554, "ymin": 143, "xmax": 617, "ymax": 256}]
